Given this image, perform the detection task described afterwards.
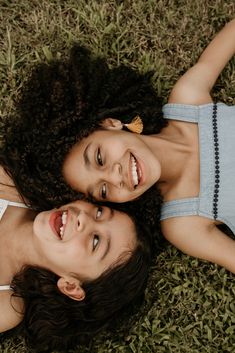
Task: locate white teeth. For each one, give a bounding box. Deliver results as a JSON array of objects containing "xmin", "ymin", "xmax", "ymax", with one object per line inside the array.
[
  {"xmin": 62, "ymin": 211, "xmax": 67, "ymax": 225},
  {"xmin": 60, "ymin": 211, "xmax": 67, "ymax": 238},
  {"xmin": 131, "ymin": 156, "xmax": 139, "ymax": 187}
]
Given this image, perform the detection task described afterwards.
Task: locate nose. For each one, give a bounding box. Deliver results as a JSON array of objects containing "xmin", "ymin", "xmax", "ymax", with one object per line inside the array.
[
  {"xmin": 72, "ymin": 210, "xmax": 96, "ymax": 245},
  {"xmin": 108, "ymin": 163, "xmax": 123, "ymax": 188},
  {"xmin": 76, "ymin": 210, "xmax": 94, "ymax": 234}
]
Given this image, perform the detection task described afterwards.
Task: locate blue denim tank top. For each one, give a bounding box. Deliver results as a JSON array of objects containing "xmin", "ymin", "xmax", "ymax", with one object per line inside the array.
[{"xmin": 160, "ymin": 103, "xmax": 235, "ymax": 234}]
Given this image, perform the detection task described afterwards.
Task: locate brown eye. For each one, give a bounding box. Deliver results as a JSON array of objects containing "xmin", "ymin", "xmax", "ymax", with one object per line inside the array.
[
  {"xmin": 96, "ymin": 206, "xmax": 103, "ymax": 219},
  {"xmin": 97, "ymin": 148, "xmax": 103, "ymax": 166},
  {"xmin": 101, "ymin": 184, "xmax": 107, "ymax": 199},
  {"xmin": 93, "ymin": 235, "xmax": 100, "ymax": 250}
]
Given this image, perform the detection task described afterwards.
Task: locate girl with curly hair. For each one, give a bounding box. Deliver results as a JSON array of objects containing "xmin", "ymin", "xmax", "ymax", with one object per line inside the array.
[{"xmin": 0, "ymin": 42, "xmax": 166, "ymax": 212}]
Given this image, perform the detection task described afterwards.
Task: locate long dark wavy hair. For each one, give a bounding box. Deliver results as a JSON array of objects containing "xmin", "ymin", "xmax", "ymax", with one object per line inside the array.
[
  {"xmin": 0, "ymin": 44, "xmax": 167, "ymax": 212},
  {"xmin": 10, "ymin": 205, "xmax": 160, "ymax": 352}
]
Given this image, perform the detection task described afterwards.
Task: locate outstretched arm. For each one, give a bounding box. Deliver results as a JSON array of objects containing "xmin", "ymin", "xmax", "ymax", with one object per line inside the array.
[
  {"xmin": 162, "ymin": 216, "xmax": 235, "ymax": 274},
  {"xmin": 0, "ymin": 166, "xmax": 24, "ymax": 203},
  {"xmin": 169, "ymin": 19, "xmax": 235, "ymax": 105}
]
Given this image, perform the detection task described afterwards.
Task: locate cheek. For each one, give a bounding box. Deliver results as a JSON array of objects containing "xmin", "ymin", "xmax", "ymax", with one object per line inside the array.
[
  {"xmin": 120, "ymin": 188, "xmax": 143, "ymax": 201},
  {"xmin": 64, "ymin": 239, "xmax": 85, "ymax": 260},
  {"xmin": 64, "ymin": 163, "xmax": 87, "ymax": 192},
  {"xmin": 120, "ymin": 192, "xmax": 137, "ymax": 203},
  {"xmin": 108, "ymin": 140, "xmax": 126, "ymax": 154},
  {"xmin": 112, "ymin": 215, "xmax": 131, "ymax": 232}
]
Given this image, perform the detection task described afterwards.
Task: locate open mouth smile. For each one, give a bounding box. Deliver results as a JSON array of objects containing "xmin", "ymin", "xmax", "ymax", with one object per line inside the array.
[{"xmin": 50, "ymin": 210, "xmax": 68, "ymax": 239}]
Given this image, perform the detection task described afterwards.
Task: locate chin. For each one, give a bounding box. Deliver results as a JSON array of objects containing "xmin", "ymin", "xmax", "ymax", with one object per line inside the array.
[{"xmin": 33, "ymin": 211, "xmax": 49, "ymax": 237}]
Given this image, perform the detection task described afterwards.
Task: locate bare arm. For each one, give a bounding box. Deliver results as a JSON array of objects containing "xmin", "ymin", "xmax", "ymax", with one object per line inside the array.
[
  {"xmin": 169, "ymin": 19, "xmax": 235, "ymax": 105},
  {"xmin": 0, "ymin": 166, "xmax": 23, "ymax": 203},
  {"xmin": 162, "ymin": 216, "xmax": 235, "ymax": 274},
  {"xmin": 0, "ymin": 291, "xmax": 23, "ymax": 332}
]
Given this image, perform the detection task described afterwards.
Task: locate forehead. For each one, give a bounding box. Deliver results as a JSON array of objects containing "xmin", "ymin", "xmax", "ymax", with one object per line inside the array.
[
  {"xmin": 62, "ymin": 131, "xmax": 109, "ymax": 189},
  {"xmin": 76, "ymin": 129, "xmax": 123, "ymax": 147},
  {"xmin": 62, "ymin": 137, "xmax": 87, "ymax": 188},
  {"xmin": 110, "ymin": 209, "xmax": 137, "ymax": 245}
]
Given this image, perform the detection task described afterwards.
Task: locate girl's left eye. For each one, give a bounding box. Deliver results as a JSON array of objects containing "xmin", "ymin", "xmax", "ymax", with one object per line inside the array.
[
  {"xmin": 96, "ymin": 206, "xmax": 103, "ymax": 219},
  {"xmin": 93, "ymin": 235, "xmax": 100, "ymax": 250},
  {"xmin": 96, "ymin": 148, "xmax": 103, "ymax": 166},
  {"xmin": 101, "ymin": 184, "xmax": 107, "ymax": 199}
]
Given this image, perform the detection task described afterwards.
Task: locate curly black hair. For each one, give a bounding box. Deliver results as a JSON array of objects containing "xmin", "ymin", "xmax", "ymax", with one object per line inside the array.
[{"xmin": 0, "ymin": 44, "xmax": 167, "ymax": 212}]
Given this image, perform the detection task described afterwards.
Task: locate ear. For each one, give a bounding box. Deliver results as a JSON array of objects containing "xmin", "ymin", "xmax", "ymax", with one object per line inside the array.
[
  {"xmin": 57, "ymin": 276, "xmax": 85, "ymax": 301},
  {"xmin": 100, "ymin": 118, "xmax": 123, "ymax": 130}
]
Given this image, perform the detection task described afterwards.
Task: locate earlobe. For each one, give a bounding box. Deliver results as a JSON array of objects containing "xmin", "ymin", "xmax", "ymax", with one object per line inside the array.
[
  {"xmin": 57, "ymin": 277, "xmax": 85, "ymax": 301},
  {"xmin": 100, "ymin": 118, "xmax": 123, "ymax": 130}
]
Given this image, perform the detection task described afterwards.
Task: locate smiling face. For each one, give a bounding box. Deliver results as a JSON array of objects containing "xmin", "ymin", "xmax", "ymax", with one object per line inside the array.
[
  {"xmin": 33, "ymin": 200, "xmax": 136, "ymax": 281},
  {"xmin": 63, "ymin": 128, "xmax": 161, "ymax": 203}
]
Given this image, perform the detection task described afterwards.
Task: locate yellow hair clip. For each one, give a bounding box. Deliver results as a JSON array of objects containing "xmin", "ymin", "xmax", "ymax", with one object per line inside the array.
[{"xmin": 124, "ymin": 115, "xmax": 143, "ymax": 134}]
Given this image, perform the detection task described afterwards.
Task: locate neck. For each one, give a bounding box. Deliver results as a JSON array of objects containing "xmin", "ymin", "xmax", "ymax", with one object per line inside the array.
[
  {"xmin": 140, "ymin": 126, "xmax": 192, "ymax": 196},
  {"xmin": 144, "ymin": 135, "xmax": 188, "ymax": 180}
]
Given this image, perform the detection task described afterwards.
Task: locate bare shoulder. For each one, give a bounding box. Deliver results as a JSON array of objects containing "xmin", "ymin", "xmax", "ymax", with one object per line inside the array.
[
  {"xmin": 0, "ymin": 291, "xmax": 24, "ymax": 333},
  {"xmin": 0, "ymin": 166, "xmax": 23, "ymax": 203},
  {"xmin": 0, "ymin": 166, "xmax": 14, "ymax": 186}
]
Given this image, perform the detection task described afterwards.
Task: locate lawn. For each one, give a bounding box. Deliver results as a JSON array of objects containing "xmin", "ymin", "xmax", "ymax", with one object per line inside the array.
[{"xmin": 0, "ymin": 0, "xmax": 235, "ymax": 352}]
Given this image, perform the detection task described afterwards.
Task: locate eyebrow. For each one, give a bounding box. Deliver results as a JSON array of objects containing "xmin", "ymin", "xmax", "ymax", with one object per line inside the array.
[{"xmin": 83, "ymin": 143, "xmax": 91, "ymax": 167}]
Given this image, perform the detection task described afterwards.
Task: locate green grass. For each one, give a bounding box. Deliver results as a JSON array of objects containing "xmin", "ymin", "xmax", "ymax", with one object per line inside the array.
[{"xmin": 0, "ymin": 0, "xmax": 235, "ymax": 352}]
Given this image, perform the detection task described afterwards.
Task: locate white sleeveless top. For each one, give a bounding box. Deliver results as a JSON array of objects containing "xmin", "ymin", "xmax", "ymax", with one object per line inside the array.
[{"xmin": 0, "ymin": 198, "xmax": 28, "ymax": 291}]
